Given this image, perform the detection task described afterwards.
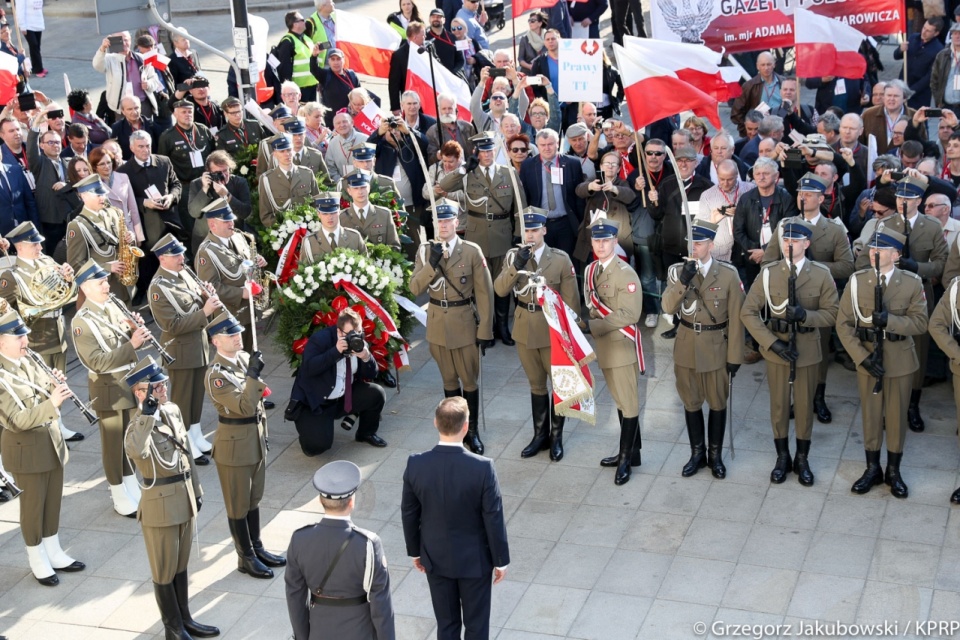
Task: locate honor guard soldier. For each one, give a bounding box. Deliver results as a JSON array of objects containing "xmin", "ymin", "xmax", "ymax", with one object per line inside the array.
[
  {"xmin": 662, "ymin": 220, "xmax": 744, "ymax": 480},
  {"xmin": 65, "ymin": 175, "xmax": 133, "ymax": 301},
  {"xmin": 285, "ymin": 460, "xmax": 395, "ymax": 640},
  {"xmin": 287, "ymin": 117, "xmax": 329, "ymax": 177},
  {"xmin": 255, "ymin": 106, "xmax": 294, "ymax": 178},
  {"xmin": 584, "ymin": 218, "xmax": 644, "ymax": 485},
  {"xmin": 341, "ymin": 170, "xmax": 402, "ymax": 251},
  {"xmin": 215, "ymin": 96, "xmax": 266, "ymax": 158},
  {"xmin": 205, "ymin": 311, "xmax": 286, "ymax": 580},
  {"xmin": 928, "ymin": 275, "xmax": 960, "ymax": 504},
  {"xmin": 300, "ymin": 193, "xmax": 368, "ymax": 266},
  {"xmin": 853, "ymin": 176, "xmax": 946, "ymax": 433},
  {"xmin": 494, "ymin": 208, "xmax": 580, "ymax": 460},
  {"xmin": 0, "ymin": 221, "xmax": 82, "ymax": 443},
  {"xmin": 837, "ymin": 229, "xmax": 928, "ymax": 498},
  {"xmin": 258, "ymin": 135, "xmax": 322, "ymax": 228},
  {"xmin": 345, "ymin": 143, "xmax": 399, "ymax": 197},
  {"xmin": 195, "ymin": 198, "xmax": 268, "ymax": 354},
  {"xmin": 0, "ymin": 307, "xmax": 85, "ymax": 586},
  {"xmin": 71, "ymin": 260, "xmax": 150, "ymax": 517},
  {"xmin": 123, "ymin": 356, "xmax": 220, "ymax": 640},
  {"xmin": 148, "ymin": 233, "xmax": 223, "ymax": 464},
  {"xmin": 763, "ymin": 172, "xmax": 854, "ymax": 424},
  {"xmin": 439, "ymin": 132, "xmax": 525, "ymax": 346},
  {"xmin": 410, "ymin": 199, "xmax": 494, "ymax": 454},
  {"xmin": 742, "ymin": 220, "xmax": 839, "ymax": 486}
]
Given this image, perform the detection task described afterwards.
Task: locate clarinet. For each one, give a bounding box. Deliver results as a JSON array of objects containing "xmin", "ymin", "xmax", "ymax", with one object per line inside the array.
[
  {"xmin": 107, "ymin": 293, "xmax": 176, "ymax": 366},
  {"xmin": 26, "ymin": 349, "xmax": 99, "ymax": 425}
]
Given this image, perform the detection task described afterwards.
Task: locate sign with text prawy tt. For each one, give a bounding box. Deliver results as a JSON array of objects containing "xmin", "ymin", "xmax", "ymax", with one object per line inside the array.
[{"xmin": 558, "ymin": 39, "xmax": 604, "ymax": 103}]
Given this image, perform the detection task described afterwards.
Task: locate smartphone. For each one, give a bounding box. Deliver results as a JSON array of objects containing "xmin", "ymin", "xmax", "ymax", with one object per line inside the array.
[
  {"xmin": 108, "ymin": 35, "xmax": 125, "ymax": 53},
  {"xmin": 317, "ymin": 41, "xmax": 332, "ymax": 51},
  {"xmin": 489, "ymin": 68, "xmax": 506, "ymax": 78},
  {"xmin": 888, "ymin": 171, "xmax": 905, "ymax": 181},
  {"xmin": 47, "ymin": 109, "xmax": 64, "ymax": 120},
  {"xmin": 925, "ymin": 108, "xmax": 944, "ymax": 118},
  {"xmin": 17, "ymin": 92, "xmax": 36, "ymax": 111},
  {"xmin": 527, "ymin": 75, "xmax": 542, "ymax": 86}
]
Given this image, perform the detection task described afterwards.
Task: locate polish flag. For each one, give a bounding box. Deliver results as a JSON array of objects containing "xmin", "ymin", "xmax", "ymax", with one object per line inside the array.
[
  {"xmin": 623, "ymin": 36, "xmax": 741, "ymax": 102},
  {"xmin": 612, "ymin": 44, "xmax": 720, "ymax": 132},
  {"xmin": 794, "ymin": 8, "xmax": 867, "ymax": 80},
  {"xmin": 337, "ymin": 10, "xmax": 401, "ymax": 78},
  {"xmin": 513, "ymin": 0, "xmax": 559, "ymax": 15},
  {"xmin": 142, "ymin": 51, "xmax": 170, "ymax": 72},
  {"xmin": 0, "ymin": 52, "xmax": 17, "ymax": 106},
  {"xmin": 405, "ymin": 48, "xmax": 471, "ymax": 122}
]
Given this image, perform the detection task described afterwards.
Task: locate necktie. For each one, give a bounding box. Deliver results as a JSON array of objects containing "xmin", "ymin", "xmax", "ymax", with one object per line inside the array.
[
  {"xmin": 544, "ymin": 163, "xmax": 556, "ymax": 210},
  {"xmin": 329, "ymin": 232, "xmax": 337, "ymax": 248},
  {"xmin": 344, "ymin": 358, "xmax": 353, "ymax": 413},
  {"xmin": 880, "ymin": 274, "xmax": 887, "ymax": 289},
  {"xmin": 55, "ymin": 160, "xmax": 63, "ymax": 181},
  {"xmin": 295, "ymin": 153, "xmax": 301, "ymax": 164},
  {"xmin": 531, "ymin": 254, "xmax": 538, "ymax": 271}
]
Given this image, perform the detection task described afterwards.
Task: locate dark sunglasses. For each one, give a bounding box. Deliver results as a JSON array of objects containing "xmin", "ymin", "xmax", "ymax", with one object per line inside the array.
[
  {"xmin": 451, "ymin": 26, "xmax": 464, "ymax": 31},
  {"xmin": 645, "ymin": 150, "xmax": 665, "ymax": 157},
  {"xmin": 490, "ymin": 95, "xmax": 506, "ymax": 101},
  {"xmin": 510, "ymin": 147, "xmax": 527, "ymax": 153}
]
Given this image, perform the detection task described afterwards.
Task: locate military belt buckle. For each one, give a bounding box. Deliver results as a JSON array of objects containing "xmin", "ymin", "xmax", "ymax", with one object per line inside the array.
[
  {"xmin": 526, "ymin": 302, "xmax": 538, "ymax": 312},
  {"xmin": 439, "ymin": 299, "xmax": 448, "ymax": 309},
  {"xmin": 693, "ymin": 322, "xmax": 702, "ymax": 334},
  {"xmin": 485, "ymin": 211, "xmax": 495, "ymax": 221}
]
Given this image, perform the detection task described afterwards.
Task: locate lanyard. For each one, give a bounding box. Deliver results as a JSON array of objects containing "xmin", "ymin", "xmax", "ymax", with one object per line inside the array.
[
  {"xmin": 619, "ymin": 149, "xmax": 634, "ymax": 179},
  {"xmin": 431, "ymin": 30, "xmax": 453, "ymax": 47},
  {"xmin": 231, "ymin": 123, "xmax": 248, "ymax": 146},
  {"xmin": 197, "ymin": 102, "xmax": 214, "ymax": 126},
  {"xmin": 762, "ymin": 80, "xmax": 778, "ymax": 104},
  {"xmin": 334, "ymin": 72, "xmax": 355, "ymax": 91},
  {"xmin": 884, "ymin": 107, "xmax": 903, "ymax": 138},
  {"xmin": 720, "ymin": 183, "xmax": 740, "ymax": 207},
  {"xmin": 176, "ymin": 125, "xmax": 197, "ymax": 150}
]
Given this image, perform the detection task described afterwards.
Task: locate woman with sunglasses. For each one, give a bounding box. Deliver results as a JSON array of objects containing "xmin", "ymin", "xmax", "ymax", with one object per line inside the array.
[
  {"xmin": 387, "ymin": 0, "xmax": 423, "ymax": 37},
  {"xmin": 89, "ymin": 147, "xmax": 143, "ymax": 246},
  {"xmin": 506, "ymin": 133, "xmax": 530, "ymax": 173},
  {"xmin": 450, "ymin": 17, "xmax": 481, "ymax": 88},
  {"xmin": 573, "ymin": 151, "xmax": 636, "ymax": 263},
  {"xmin": 518, "ymin": 11, "xmax": 549, "ymax": 72}
]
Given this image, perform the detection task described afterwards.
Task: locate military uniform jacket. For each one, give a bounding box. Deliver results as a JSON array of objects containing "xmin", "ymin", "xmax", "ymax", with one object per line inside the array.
[
  {"xmin": 584, "ymin": 258, "xmax": 643, "ymax": 368},
  {"xmin": 147, "ymin": 269, "xmax": 212, "ymax": 370},
  {"xmin": 494, "ymin": 245, "xmax": 580, "ymax": 349},
  {"xmin": 438, "ymin": 164, "xmax": 523, "ymax": 259},
  {"xmin": 157, "ymin": 123, "xmax": 215, "ymax": 184},
  {"xmin": 65, "ymin": 205, "xmax": 122, "ymax": 273},
  {"xmin": 943, "ymin": 235, "xmax": 960, "ymax": 284},
  {"xmin": 411, "ymin": 238, "xmax": 494, "ymax": 347},
  {"xmin": 124, "ymin": 403, "xmax": 202, "ymax": 527},
  {"xmin": 300, "ymin": 226, "xmax": 368, "ymax": 265},
  {"xmin": 763, "ymin": 215, "xmax": 855, "ymax": 281},
  {"xmin": 836, "ymin": 267, "xmax": 928, "ymax": 376},
  {"xmin": 340, "ymin": 204, "xmax": 401, "ymax": 250},
  {"xmin": 204, "ymin": 351, "xmax": 267, "ymax": 468},
  {"xmin": 929, "ymin": 277, "xmax": 960, "ymax": 376},
  {"xmin": 0, "ymin": 355, "xmax": 67, "ymax": 474},
  {"xmin": 215, "ymin": 120, "xmax": 265, "ymax": 157},
  {"xmin": 293, "ymin": 146, "xmax": 328, "ymax": 177},
  {"xmin": 741, "ymin": 259, "xmax": 840, "ymax": 368},
  {"xmin": 71, "ymin": 299, "xmax": 138, "ymax": 411},
  {"xmin": 196, "ymin": 232, "xmax": 254, "ymax": 325},
  {"xmin": 663, "ymin": 260, "xmax": 745, "ymax": 372},
  {"xmin": 854, "ymin": 214, "xmax": 948, "ymax": 291},
  {"xmin": 0, "ymin": 256, "xmax": 68, "ymax": 355},
  {"xmin": 258, "ymin": 165, "xmax": 322, "ymax": 228},
  {"xmin": 285, "ymin": 518, "xmax": 395, "ymax": 640}
]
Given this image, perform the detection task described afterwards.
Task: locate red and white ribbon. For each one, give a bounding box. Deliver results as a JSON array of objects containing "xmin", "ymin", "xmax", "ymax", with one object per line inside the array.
[
  {"xmin": 333, "ymin": 277, "xmax": 410, "ymax": 371},
  {"xmin": 584, "ymin": 261, "xmax": 646, "ymax": 374}
]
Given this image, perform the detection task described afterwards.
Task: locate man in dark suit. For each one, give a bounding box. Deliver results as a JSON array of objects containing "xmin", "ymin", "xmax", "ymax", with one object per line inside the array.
[
  {"xmin": 0, "ymin": 157, "xmax": 38, "ymax": 236},
  {"xmin": 520, "ymin": 128, "xmax": 584, "ymax": 257},
  {"xmin": 25, "ymin": 123, "xmax": 71, "ymax": 253},
  {"xmin": 110, "ymin": 96, "xmax": 164, "ymax": 160},
  {"xmin": 401, "ymin": 396, "xmax": 509, "ymax": 640},
  {"xmin": 289, "ymin": 307, "xmax": 387, "ymax": 456}
]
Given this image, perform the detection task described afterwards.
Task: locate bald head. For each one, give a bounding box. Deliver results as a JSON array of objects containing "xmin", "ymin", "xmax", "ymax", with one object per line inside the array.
[
  {"xmin": 717, "ymin": 159, "xmax": 739, "ymax": 192},
  {"xmin": 757, "ymin": 52, "xmax": 775, "ymax": 80}
]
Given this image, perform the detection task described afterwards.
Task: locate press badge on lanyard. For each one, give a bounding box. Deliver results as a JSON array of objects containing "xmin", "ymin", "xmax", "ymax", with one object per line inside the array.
[
  {"xmin": 190, "ymin": 150, "xmax": 203, "ymax": 168},
  {"xmin": 550, "ymin": 166, "xmax": 563, "ymax": 184}
]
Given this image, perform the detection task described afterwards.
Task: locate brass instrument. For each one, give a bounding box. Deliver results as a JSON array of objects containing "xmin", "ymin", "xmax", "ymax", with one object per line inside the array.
[
  {"xmin": 18, "ymin": 262, "xmax": 78, "ymax": 323},
  {"xmin": 25, "ymin": 349, "xmax": 99, "ymax": 425},
  {"xmin": 0, "ymin": 466, "xmax": 23, "ymax": 501},
  {"xmin": 238, "ymin": 231, "xmax": 276, "ymax": 312},
  {"xmin": 107, "ymin": 293, "xmax": 176, "ymax": 366},
  {"xmin": 114, "ymin": 209, "xmax": 144, "ymax": 287}
]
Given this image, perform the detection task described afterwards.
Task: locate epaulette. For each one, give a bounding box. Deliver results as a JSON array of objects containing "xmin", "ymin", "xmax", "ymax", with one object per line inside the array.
[
  {"xmin": 350, "ymin": 524, "xmax": 380, "ymax": 542},
  {"xmin": 901, "ymin": 270, "xmax": 923, "ymax": 283}
]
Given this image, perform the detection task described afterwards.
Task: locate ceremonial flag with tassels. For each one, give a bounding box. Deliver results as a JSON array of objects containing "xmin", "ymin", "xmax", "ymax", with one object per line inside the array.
[{"xmin": 538, "ymin": 285, "xmax": 595, "ymax": 424}]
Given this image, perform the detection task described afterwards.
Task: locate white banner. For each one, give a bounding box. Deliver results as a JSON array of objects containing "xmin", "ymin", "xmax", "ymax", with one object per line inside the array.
[{"xmin": 557, "ymin": 39, "xmax": 603, "ymax": 103}]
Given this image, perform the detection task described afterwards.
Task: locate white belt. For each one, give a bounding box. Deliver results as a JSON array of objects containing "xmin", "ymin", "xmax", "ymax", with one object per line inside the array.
[
  {"xmin": 41, "ymin": 310, "xmax": 62, "ymax": 319},
  {"xmin": 103, "ymin": 363, "xmax": 135, "ymax": 375}
]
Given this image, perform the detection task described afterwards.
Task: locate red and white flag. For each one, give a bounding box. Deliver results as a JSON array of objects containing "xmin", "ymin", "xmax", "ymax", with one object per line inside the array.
[
  {"xmin": 513, "ymin": 0, "xmax": 559, "ymax": 16},
  {"xmin": 538, "ymin": 285, "xmax": 595, "ymax": 424},
  {"xmin": 0, "ymin": 52, "xmax": 18, "ymax": 106},
  {"xmin": 794, "ymin": 8, "xmax": 867, "ymax": 79},
  {"xmin": 337, "ymin": 10, "xmax": 401, "ymax": 78},
  {"xmin": 405, "ymin": 48, "xmax": 471, "ymax": 122},
  {"xmin": 612, "ymin": 44, "xmax": 720, "ymax": 132},
  {"xmin": 623, "ymin": 36, "xmax": 741, "ymax": 102},
  {"xmin": 142, "ymin": 51, "xmax": 170, "ymax": 72}
]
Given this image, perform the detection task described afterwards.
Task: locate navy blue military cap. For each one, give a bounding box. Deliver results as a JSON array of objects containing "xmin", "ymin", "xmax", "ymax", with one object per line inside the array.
[
  {"xmin": 75, "ymin": 258, "xmax": 109, "ymax": 286},
  {"xmin": 869, "ymin": 226, "xmax": 906, "ymax": 251},
  {"xmin": 74, "ymin": 174, "xmax": 108, "ymax": 195},
  {"xmin": 521, "ymin": 207, "xmax": 547, "ymax": 229},
  {"xmin": 151, "ymin": 233, "xmax": 187, "ymax": 256},
  {"xmin": 201, "ymin": 197, "xmax": 236, "ymax": 221},
  {"xmin": 470, "ymin": 132, "xmax": 497, "ymax": 152},
  {"xmin": 798, "ymin": 172, "xmax": 829, "ymax": 193},
  {"xmin": 124, "ymin": 355, "xmax": 169, "ymax": 387},
  {"xmin": 206, "ymin": 310, "xmax": 244, "ymax": 337},
  {"xmin": 350, "ymin": 143, "xmax": 377, "ymax": 161},
  {"xmin": 0, "ymin": 308, "xmax": 29, "ymax": 336},
  {"xmin": 284, "ymin": 118, "xmax": 306, "ymax": 134},
  {"xmin": 781, "ymin": 219, "xmax": 815, "ymax": 240},
  {"xmin": 315, "ymin": 192, "xmax": 341, "ymax": 214},
  {"xmin": 271, "ymin": 135, "xmax": 293, "ymax": 152},
  {"xmin": 895, "ymin": 176, "xmax": 926, "ymax": 199},
  {"xmin": 270, "ymin": 105, "xmax": 292, "ymax": 120},
  {"xmin": 5, "ymin": 221, "xmax": 44, "ymax": 244},
  {"xmin": 313, "ymin": 460, "xmax": 362, "ymax": 499},
  {"xmin": 590, "ymin": 219, "xmax": 619, "ymax": 239},
  {"xmin": 692, "ymin": 220, "xmax": 718, "ymax": 242},
  {"xmin": 431, "ymin": 198, "xmax": 460, "ymax": 220},
  {"xmin": 345, "ymin": 169, "xmax": 372, "ymax": 188}
]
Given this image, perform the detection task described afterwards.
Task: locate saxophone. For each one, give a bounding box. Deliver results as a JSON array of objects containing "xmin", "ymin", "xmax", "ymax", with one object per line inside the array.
[
  {"xmin": 239, "ymin": 230, "xmax": 275, "ymax": 312},
  {"xmin": 114, "ymin": 208, "xmax": 144, "ymax": 287}
]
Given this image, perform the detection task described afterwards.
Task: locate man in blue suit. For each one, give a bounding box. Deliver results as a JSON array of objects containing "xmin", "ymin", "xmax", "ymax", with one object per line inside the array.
[
  {"xmin": 401, "ymin": 396, "xmax": 510, "ymax": 640},
  {"xmin": 0, "ymin": 156, "xmax": 40, "ymax": 237},
  {"xmin": 520, "ymin": 128, "xmax": 584, "ymax": 258},
  {"xmin": 289, "ymin": 307, "xmax": 387, "ymax": 456}
]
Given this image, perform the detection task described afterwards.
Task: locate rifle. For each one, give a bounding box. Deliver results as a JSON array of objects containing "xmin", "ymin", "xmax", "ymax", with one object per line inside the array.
[
  {"xmin": 788, "ymin": 243, "xmax": 797, "ymax": 386},
  {"xmin": 872, "ymin": 250, "xmax": 884, "ymax": 394}
]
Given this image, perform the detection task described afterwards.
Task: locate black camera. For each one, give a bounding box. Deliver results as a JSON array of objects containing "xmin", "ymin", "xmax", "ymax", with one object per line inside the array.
[
  {"xmin": 344, "ymin": 330, "xmax": 365, "ymax": 354},
  {"xmin": 209, "ymin": 171, "xmax": 226, "ymax": 184},
  {"xmin": 718, "ymin": 204, "xmax": 734, "ymax": 217},
  {"xmin": 593, "ymin": 117, "xmax": 604, "ymax": 132},
  {"xmin": 888, "ymin": 171, "xmax": 905, "ymax": 181},
  {"xmin": 489, "ymin": 68, "xmax": 506, "ymax": 78},
  {"xmin": 385, "ymin": 116, "xmax": 400, "ymax": 129},
  {"xmin": 783, "ymin": 147, "xmax": 805, "ymax": 170}
]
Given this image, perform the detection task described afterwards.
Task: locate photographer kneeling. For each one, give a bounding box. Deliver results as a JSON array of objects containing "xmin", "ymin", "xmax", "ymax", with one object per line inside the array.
[
  {"xmin": 187, "ymin": 151, "xmax": 253, "ymax": 255},
  {"xmin": 288, "ymin": 308, "xmax": 388, "ymax": 456}
]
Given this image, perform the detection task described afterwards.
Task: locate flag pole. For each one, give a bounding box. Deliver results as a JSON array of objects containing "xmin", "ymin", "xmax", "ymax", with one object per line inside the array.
[
  {"xmin": 511, "ymin": 3, "xmax": 518, "ymax": 73},
  {"xmin": 901, "ymin": 32, "xmax": 908, "ymax": 83},
  {"xmin": 663, "ymin": 145, "xmax": 695, "ymax": 256},
  {"xmin": 634, "ymin": 130, "xmax": 648, "ymax": 208}
]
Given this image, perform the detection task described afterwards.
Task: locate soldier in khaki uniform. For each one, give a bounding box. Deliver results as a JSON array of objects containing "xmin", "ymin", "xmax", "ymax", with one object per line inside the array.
[
  {"xmin": 837, "ymin": 229, "xmax": 928, "ymax": 498},
  {"xmin": 123, "ymin": 357, "xmax": 219, "ymax": 639},
  {"xmin": 763, "ymin": 173, "xmax": 854, "ymax": 424},
  {"xmin": 287, "ymin": 118, "xmax": 329, "ymax": 177},
  {"xmin": 928, "ymin": 275, "xmax": 960, "ymax": 504},
  {"xmin": 340, "ymin": 170, "xmax": 402, "ymax": 251},
  {"xmin": 852, "ymin": 176, "xmax": 946, "ymax": 433},
  {"xmin": 0, "ymin": 307, "xmax": 85, "ymax": 586},
  {"xmin": 65, "ymin": 175, "xmax": 133, "ymax": 301},
  {"xmin": 71, "ymin": 260, "xmax": 150, "ymax": 517},
  {"xmin": 411, "ymin": 200, "xmax": 494, "ymax": 454},
  {"xmin": 204, "ymin": 311, "xmax": 286, "ymax": 580},
  {"xmin": 258, "ymin": 135, "xmax": 322, "ymax": 228},
  {"xmin": 439, "ymin": 133, "xmax": 524, "ymax": 346},
  {"xmin": 494, "ymin": 209, "xmax": 580, "ymax": 461},
  {"xmin": 662, "ymin": 220, "xmax": 744, "ymax": 480},
  {"xmin": 743, "ymin": 220, "xmax": 840, "ymax": 486},
  {"xmin": 300, "ymin": 193, "xmax": 368, "ymax": 266},
  {"xmin": 584, "ymin": 219, "xmax": 644, "ymax": 485},
  {"xmin": 344, "ymin": 143, "xmax": 399, "ymax": 198},
  {"xmin": 148, "ymin": 233, "xmax": 223, "ymax": 464},
  {"xmin": 255, "ymin": 107, "xmax": 294, "ymax": 178},
  {"xmin": 0, "ymin": 221, "xmax": 82, "ymax": 443}
]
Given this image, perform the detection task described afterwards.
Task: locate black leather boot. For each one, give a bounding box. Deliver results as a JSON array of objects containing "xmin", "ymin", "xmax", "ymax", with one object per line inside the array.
[
  {"xmin": 770, "ymin": 438, "xmax": 792, "ymax": 484},
  {"xmin": 601, "ymin": 411, "xmax": 624, "ymax": 467},
  {"xmin": 707, "ymin": 409, "xmax": 726, "ymax": 480},
  {"xmin": 443, "ymin": 388, "xmax": 461, "ymax": 398},
  {"xmin": 521, "ymin": 394, "xmax": 550, "ymax": 458},
  {"xmin": 615, "ymin": 417, "xmax": 639, "ymax": 485},
  {"xmin": 247, "ymin": 508, "xmax": 286, "ymax": 567},
  {"xmin": 463, "ymin": 389, "xmax": 484, "ymax": 454},
  {"xmin": 951, "ymin": 487, "xmax": 960, "ymax": 504},
  {"xmin": 682, "ymin": 410, "xmax": 706, "ymax": 477},
  {"xmin": 908, "ymin": 389, "xmax": 924, "ymax": 432},
  {"xmin": 549, "ymin": 407, "xmax": 565, "ymax": 462},
  {"xmin": 884, "ymin": 451, "xmax": 909, "ymax": 498},
  {"xmin": 154, "ymin": 581, "xmax": 192, "ymax": 640},
  {"xmin": 494, "ymin": 295, "xmax": 515, "ymax": 346},
  {"xmin": 173, "ymin": 571, "xmax": 220, "ymax": 637},
  {"xmin": 227, "ymin": 518, "xmax": 274, "ymax": 579},
  {"xmin": 851, "ymin": 450, "xmax": 884, "ymax": 494},
  {"xmin": 813, "ymin": 383, "xmax": 832, "ymax": 423},
  {"xmin": 793, "ymin": 439, "xmax": 814, "ymax": 486}
]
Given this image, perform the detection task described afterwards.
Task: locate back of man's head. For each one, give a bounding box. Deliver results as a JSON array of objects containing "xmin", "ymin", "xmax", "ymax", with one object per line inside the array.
[{"xmin": 435, "ymin": 397, "xmax": 468, "ymax": 436}]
